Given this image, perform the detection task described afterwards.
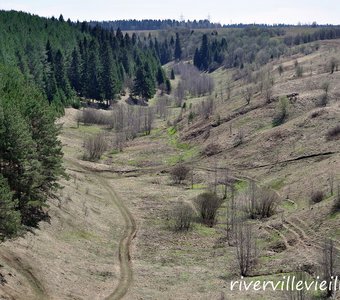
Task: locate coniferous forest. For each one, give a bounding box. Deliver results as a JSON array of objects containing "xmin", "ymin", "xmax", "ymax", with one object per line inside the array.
[
  {"xmin": 0, "ymin": 10, "xmax": 170, "ymax": 239},
  {"xmin": 0, "ymin": 11, "xmax": 170, "ymax": 112}
]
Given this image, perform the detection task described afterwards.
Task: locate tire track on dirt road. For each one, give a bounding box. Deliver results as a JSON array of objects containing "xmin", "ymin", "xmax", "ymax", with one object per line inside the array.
[
  {"xmin": 67, "ymin": 159, "xmax": 137, "ymax": 300},
  {"xmin": 0, "ymin": 251, "xmax": 48, "ymax": 300}
]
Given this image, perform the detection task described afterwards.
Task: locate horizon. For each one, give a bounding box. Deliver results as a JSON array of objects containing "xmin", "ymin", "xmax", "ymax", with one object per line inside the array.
[{"xmin": 0, "ymin": 0, "xmax": 339, "ymax": 26}]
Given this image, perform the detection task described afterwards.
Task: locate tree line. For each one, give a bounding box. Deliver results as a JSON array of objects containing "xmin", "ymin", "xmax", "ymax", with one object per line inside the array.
[
  {"xmin": 89, "ymin": 19, "xmax": 222, "ymax": 31},
  {"xmin": 0, "ymin": 11, "xmax": 169, "ymax": 113}
]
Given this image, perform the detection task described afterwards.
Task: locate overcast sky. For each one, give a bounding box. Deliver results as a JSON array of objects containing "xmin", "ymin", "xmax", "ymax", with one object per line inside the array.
[{"xmin": 0, "ymin": 0, "xmax": 338, "ymax": 25}]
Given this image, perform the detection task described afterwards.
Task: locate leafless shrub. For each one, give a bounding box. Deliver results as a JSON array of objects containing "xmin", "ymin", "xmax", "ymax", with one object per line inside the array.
[
  {"xmin": 272, "ymin": 96, "xmax": 289, "ymax": 127},
  {"xmin": 233, "ymin": 129, "xmax": 244, "ymax": 147},
  {"xmin": 198, "ymin": 97, "xmax": 215, "ymax": 119},
  {"xmin": 170, "ymin": 164, "xmax": 190, "ymax": 184},
  {"xmin": 317, "ymin": 93, "xmax": 328, "ymax": 107},
  {"xmin": 235, "ymin": 222, "xmax": 258, "ymax": 276},
  {"xmin": 156, "ymin": 96, "xmax": 170, "ymax": 120},
  {"xmin": 195, "ymin": 192, "xmax": 222, "ymax": 227},
  {"xmin": 109, "ymin": 104, "xmax": 155, "ymax": 138},
  {"xmin": 113, "ymin": 131, "xmax": 126, "ymax": 152},
  {"xmin": 326, "ymin": 125, "xmax": 340, "ymax": 141},
  {"xmin": 171, "ymin": 203, "xmax": 195, "ymax": 232},
  {"xmin": 295, "ymin": 65, "xmax": 303, "ymax": 78},
  {"xmin": 286, "ymin": 270, "xmax": 309, "ymax": 300},
  {"xmin": 320, "ymin": 239, "xmax": 338, "ymax": 298},
  {"xmin": 202, "ymin": 143, "xmax": 221, "ymax": 157},
  {"xmin": 242, "ymin": 86, "xmax": 253, "ymax": 105},
  {"xmin": 81, "ymin": 108, "xmax": 111, "ymax": 126},
  {"xmin": 278, "ymin": 64, "xmax": 284, "ymax": 76},
  {"xmin": 310, "ymin": 109, "xmax": 325, "ymax": 118},
  {"xmin": 246, "ymin": 182, "xmax": 280, "ymax": 219},
  {"xmin": 333, "ymin": 184, "xmax": 340, "ymax": 211},
  {"xmin": 83, "ymin": 133, "xmax": 107, "ymax": 161},
  {"xmin": 327, "ymin": 57, "xmax": 339, "ymax": 74},
  {"xmin": 226, "ymin": 185, "xmax": 236, "ymax": 243},
  {"xmin": 263, "ymin": 79, "xmax": 273, "ymax": 103},
  {"xmin": 173, "ymin": 63, "xmax": 214, "ymax": 97},
  {"xmin": 310, "ymin": 190, "xmax": 324, "ymax": 203},
  {"xmin": 328, "ymin": 172, "xmax": 335, "ymax": 196}
]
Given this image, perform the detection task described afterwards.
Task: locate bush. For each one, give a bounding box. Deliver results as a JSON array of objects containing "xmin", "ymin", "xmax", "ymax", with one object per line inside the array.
[
  {"xmin": 317, "ymin": 93, "xmax": 328, "ymax": 107},
  {"xmin": 233, "ymin": 129, "xmax": 244, "ymax": 147},
  {"xmin": 248, "ymin": 185, "xmax": 280, "ymax": 219},
  {"xmin": 80, "ymin": 108, "xmax": 111, "ymax": 126},
  {"xmin": 333, "ymin": 185, "xmax": 340, "ymax": 211},
  {"xmin": 196, "ymin": 192, "xmax": 222, "ymax": 227},
  {"xmin": 202, "ymin": 143, "xmax": 221, "ymax": 157},
  {"xmin": 272, "ymin": 96, "xmax": 289, "ymax": 127},
  {"xmin": 311, "ymin": 190, "xmax": 325, "ymax": 204},
  {"xmin": 170, "ymin": 164, "xmax": 190, "ymax": 184},
  {"xmin": 71, "ymin": 98, "xmax": 81, "ymax": 109},
  {"xmin": 326, "ymin": 125, "xmax": 340, "ymax": 141},
  {"xmin": 171, "ymin": 203, "xmax": 195, "ymax": 231},
  {"xmin": 295, "ymin": 65, "xmax": 303, "ymax": 77},
  {"xmin": 83, "ymin": 133, "xmax": 107, "ymax": 161},
  {"xmin": 328, "ymin": 57, "xmax": 339, "ymax": 74}
]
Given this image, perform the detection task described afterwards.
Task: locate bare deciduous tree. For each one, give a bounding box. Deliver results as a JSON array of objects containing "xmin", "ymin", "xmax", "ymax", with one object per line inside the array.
[
  {"xmin": 198, "ymin": 97, "xmax": 215, "ymax": 119},
  {"xmin": 113, "ymin": 131, "xmax": 126, "ymax": 152},
  {"xmin": 235, "ymin": 221, "xmax": 258, "ymax": 276},
  {"xmin": 320, "ymin": 239, "xmax": 338, "ymax": 298},
  {"xmin": 242, "ymin": 86, "xmax": 253, "ymax": 105}
]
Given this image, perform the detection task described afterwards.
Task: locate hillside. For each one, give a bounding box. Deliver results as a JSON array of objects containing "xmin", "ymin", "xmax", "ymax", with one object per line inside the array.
[{"xmin": 0, "ymin": 14, "xmax": 340, "ymax": 300}]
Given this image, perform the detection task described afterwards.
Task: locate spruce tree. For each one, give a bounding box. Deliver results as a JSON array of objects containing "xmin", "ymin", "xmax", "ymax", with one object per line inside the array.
[
  {"xmin": 54, "ymin": 50, "xmax": 71, "ymax": 100},
  {"xmin": 174, "ymin": 33, "xmax": 182, "ymax": 60},
  {"xmin": 194, "ymin": 48, "xmax": 201, "ymax": 69},
  {"xmin": 68, "ymin": 47, "xmax": 81, "ymax": 93},
  {"xmin": 199, "ymin": 34, "xmax": 210, "ymax": 70},
  {"xmin": 132, "ymin": 62, "xmax": 156, "ymax": 101},
  {"xmin": 170, "ymin": 69, "xmax": 175, "ymax": 80},
  {"xmin": 100, "ymin": 43, "xmax": 121, "ymax": 105}
]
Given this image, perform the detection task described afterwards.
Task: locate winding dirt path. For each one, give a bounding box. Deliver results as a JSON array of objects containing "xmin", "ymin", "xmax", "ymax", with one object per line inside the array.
[{"xmin": 68, "ymin": 159, "xmax": 137, "ymax": 300}]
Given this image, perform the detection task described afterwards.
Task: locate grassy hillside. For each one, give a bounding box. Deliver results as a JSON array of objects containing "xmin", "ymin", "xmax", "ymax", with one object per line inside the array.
[{"xmin": 0, "ymin": 16, "xmax": 340, "ymax": 299}]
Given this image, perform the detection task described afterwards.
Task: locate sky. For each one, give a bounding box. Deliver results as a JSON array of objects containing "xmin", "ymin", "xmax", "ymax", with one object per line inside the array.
[{"xmin": 0, "ymin": 0, "xmax": 339, "ymax": 25}]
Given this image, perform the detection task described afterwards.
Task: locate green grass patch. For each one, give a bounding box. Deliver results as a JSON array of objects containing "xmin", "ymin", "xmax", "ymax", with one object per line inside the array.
[
  {"xmin": 194, "ymin": 223, "xmax": 216, "ymax": 237},
  {"xmin": 167, "ymin": 126, "xmax": 177, "ymax": 136},
  {"xmin": 192, "ymin": 183, "xmax": 206, "ymax": 190},
  {"xmin": 61, "ymin": 230, "xmax": 98, "ymax": 241},
  {"xmin": 281, "ymin": 200, "xmax": 297, "ymax": 212},
  {"xmin": 235, "ymin": 180, "xmax": 248, "ymax": 192},
  {"xmin": 166, "ymin": 147, "xmax": 199, "ymax": 165},
  {"xmin": 269, "ymin": 178, "xmax": 285, "ymax": 190},
  {"xmin": 76, "ymin": 124, "xmax": 102, "ymax": 134}
]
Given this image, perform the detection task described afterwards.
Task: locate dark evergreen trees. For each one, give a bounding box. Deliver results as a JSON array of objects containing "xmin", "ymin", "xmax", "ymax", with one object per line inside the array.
[
  {"xmin": 68, "ymin": 48, "xmax": 81, "ymax": 92},
  {"xmin": 174, "ymin": 33, "xmax": 182, "ymax": 60},
  {"xmin": 0, "ymin": 175, "xmax": 21, "ymax": 239},
  {"xmin": 0, "ymin": 65, "xmax": 65, "ymax": 230},
  {"xmin": 194, "ymin": 34, "xmax": 210, "ymax": 71},
  {"xmin": 132, "ymin": 62, "xmax": 156, "ymax": 101},
  {"xmin": 0, "ymin": 10, "xmax": 168, "ymax": 106},
  {"xmin": 100, "ymin": 43, "xmax": 121, "ymax": 105}
]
